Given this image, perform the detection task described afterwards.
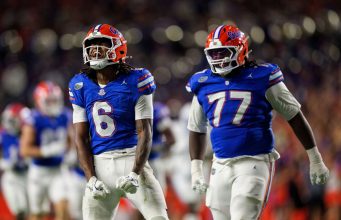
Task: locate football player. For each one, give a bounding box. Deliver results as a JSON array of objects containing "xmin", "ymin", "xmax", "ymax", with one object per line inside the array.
[
  {"xmin": 0, "ymin": 103, "xmax": 30, "ymax": 220},
  {"xmin": 20, "ymin": 81, "xmax": 71, "ymax": 220},
  {"xmin": 149, "ymin": 102, "xmax": 175, "ymax": 190},
  {"xmin": 69, "ymin": 24, "xmax": 168, "ymax": 220},
  {"xmin": 186, "ymin": 25, "xmax": 329, "ymax": 219}
]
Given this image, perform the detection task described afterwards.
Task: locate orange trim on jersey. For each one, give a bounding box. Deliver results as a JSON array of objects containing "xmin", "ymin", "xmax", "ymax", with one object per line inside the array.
[
  {"xmin": 138, "ymin": 73, "xmax": 151, "ymax": 81},
  {"xmin": 138, "ymin": 82, "xmax": 155, "ymax": 92},
  {"xmin": 258, "ymin": 160, "xmax": 274, "ymax": 220}
]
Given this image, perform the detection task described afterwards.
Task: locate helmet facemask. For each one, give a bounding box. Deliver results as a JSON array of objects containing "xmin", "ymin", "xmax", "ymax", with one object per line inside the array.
[
  {"xmin": 205, "ymin": 46, "xmax": 241, "ymax": 75},
  {"xmin": 34, "ymin": 82, "xmax": 64, "ymax": 117},
  {"xmin": 83, "ymin": 37, "xmax": 122, "ymax": 70},
  {"xmin": 2, "ymin": 113, "xmax": 21, "ymax": 135},
  {"xmin": 37, "ymin": 95, "xmax": 64, "ymax": 117}
]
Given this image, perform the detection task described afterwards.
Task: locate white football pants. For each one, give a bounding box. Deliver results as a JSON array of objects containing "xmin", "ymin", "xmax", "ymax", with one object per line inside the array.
[
  {"xmin": 27, "ymin": 164, "xmax": 67, "ymax": 214},
  {"xmin": 82, "ymin": 149, "xmax": 168, "ymax": 220},
  {"xmin": 206, "ymin": 156, "xmax": 275, "ymax": 220},
  {"xmin": 1, "ymin": 170, "xmax": 28, "ymax": 215}
]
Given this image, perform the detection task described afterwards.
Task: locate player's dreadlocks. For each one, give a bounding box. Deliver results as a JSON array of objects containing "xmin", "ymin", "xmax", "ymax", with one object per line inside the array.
[{"xmin": 81, "ymin": 61, "xmax": 135, "ymax": 81}]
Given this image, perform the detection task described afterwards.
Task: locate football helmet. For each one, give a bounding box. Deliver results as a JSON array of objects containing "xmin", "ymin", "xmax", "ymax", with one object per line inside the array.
[
  {"xmin": 33, "ymin": 81, "xmax": 64, "ymax": 117},
  {"xmin": 1, "ymin": 103, "xmax": 28, "ymax": 135},
  {"xmin": 83, "ymin": 24, "xmax": 128, "ymax": 70},
  {"xmin": 205, "ymin": 25, "xmax": 249, "ymax": 75}
]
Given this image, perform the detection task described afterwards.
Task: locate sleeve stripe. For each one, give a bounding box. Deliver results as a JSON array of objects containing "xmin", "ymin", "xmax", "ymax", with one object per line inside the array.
[
  {"xmin": 138, "ymin": 73, "xmax": 152, "ymax": 81},
  {"xmin": 269, "ymin": 70, "xmax": 283, "ymax": 80},
  {"xmin": 138, "ymin": 82, "xmax": 155, "ymax": 92},
  {"xmin": 137, "ymin": 76, "xmax": 154, "ymax": 88},
  {"xmin": 271, "ymin": 67, "xmax": 280, "ymax": 74},
  {"xmin": 269, "ymin": 76, "xmax": 284, "ymax": 86},
  {"xmin": 186, "ymin": 83, "xmax": 192, "ymax": 92}
]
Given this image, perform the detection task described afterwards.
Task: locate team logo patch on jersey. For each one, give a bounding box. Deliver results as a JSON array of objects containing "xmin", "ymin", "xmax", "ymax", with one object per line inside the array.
[
  {"xmin": 225, "ymin": 80, "xmax": 230, "ymax": 86},
  {"xmin": 98, "ymin": 89, "xmax": 106, "ymax": 96},
  {"xmin": 74, "ymin": 82, "xmax": 83, "ymax": 90},
  {"xmin": 198, "ymin": 76, "xmax": 208, "ymax": 83}
]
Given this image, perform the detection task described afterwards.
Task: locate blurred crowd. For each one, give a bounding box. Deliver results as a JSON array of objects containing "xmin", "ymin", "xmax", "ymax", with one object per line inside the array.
[{"xmin": 0, "ymin": 0, "xmax": 341, "ymax": 219}]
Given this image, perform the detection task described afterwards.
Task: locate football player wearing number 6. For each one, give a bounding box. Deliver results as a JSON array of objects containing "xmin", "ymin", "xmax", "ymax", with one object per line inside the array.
[
  {"xmin": 69, "ymin": 24, "xmax": 168, "ymax": 220},
  {"xmin": 186, "ymin": 24, "xmax": 330, "ymax": 220}
]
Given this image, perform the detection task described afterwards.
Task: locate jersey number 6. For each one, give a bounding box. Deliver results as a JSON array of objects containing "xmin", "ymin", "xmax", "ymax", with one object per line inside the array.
[
  {"xmin": 92, "ymin": 101, "xmax": 116, "ymax": 137},
  {"xmin": 208, "ymin": 91, "xmax": 251, "ymax": 127}
]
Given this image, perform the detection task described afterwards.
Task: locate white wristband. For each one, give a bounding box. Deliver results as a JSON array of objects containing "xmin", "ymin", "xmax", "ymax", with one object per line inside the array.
[
  {"xmin": 306, "ymin": 146, "xmax": 322, "ymax": 164},
  {"xmin": 191, "ymin": 159, "xmax": 203, "ymax": 175}
]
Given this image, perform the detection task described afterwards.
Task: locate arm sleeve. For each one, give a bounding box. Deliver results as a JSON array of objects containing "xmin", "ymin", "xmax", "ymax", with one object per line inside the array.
[
  {"xmin": 72, "ymin": 104, "xmax": 88, "ymax": 124},
  {"xmin": 187, "ymin": 96, "xmax": 208, "ymax": 133},
  {"xmin": 265, "ymin": 82, "xmax": 301, "ymax": 120},
  {"xmin": 135, "ymin": 94, "xmax": 153, "ymax": 120}
]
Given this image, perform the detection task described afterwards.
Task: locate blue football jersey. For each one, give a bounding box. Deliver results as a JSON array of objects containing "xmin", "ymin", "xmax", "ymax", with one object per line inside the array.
[
  {"xmin": 27, "ymin": 108, "xmax": 71, "ymax": 166},
  {"xmin": 69, "ymin": 68, "xmax": 156, "ymax": 155},
  {"xmin": 187, "ymin": 63, "xmax": 284, "ymax": 158},
  {"xmin": 149, "ymin": 102, "xmax": 170, "ymax": 160},
  {"xmin": 0, "ymin": 130, "xmax": 27, "ymax": 171}
]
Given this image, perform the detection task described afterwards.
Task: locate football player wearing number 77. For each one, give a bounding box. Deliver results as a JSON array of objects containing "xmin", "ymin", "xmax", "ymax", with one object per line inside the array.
[
  {"xmin": 69, "ymin": 24, "xmax": 168, "ymax": 220},
  {"xmin": 186, "ymin": 24, "xmax": 329, "ymax": 220}
]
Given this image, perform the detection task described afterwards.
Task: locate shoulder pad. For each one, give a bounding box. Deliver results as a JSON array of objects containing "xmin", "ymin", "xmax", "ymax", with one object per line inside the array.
[
  {"xmin": 134, "ymin": 68, "xmax": 156, "ymax": 95},
  {"xmin": 186, "ymin": 69, "xmax": 210, "ymax": 94},
  {"xmin": 257, "ymin": 63, "xmax": 284, "ymax": 87},
  {"xmin": 68, "ymin": 73, "xmax": 86, "ymax": 107}
]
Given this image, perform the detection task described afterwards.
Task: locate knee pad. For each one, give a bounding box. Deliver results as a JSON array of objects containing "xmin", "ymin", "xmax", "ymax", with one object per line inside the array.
[{"xmin": 231, "ymin": 195, "xmax": 263, "ymax": 220}]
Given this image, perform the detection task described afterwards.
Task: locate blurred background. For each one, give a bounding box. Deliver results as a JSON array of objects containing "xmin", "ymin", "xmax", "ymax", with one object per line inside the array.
[{"xmin": 0, "ymin": 0, "xmax": 340, "ymax": 219}]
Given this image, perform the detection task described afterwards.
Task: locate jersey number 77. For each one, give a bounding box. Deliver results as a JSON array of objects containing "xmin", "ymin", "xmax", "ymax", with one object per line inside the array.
[{"xmin": 207, "ymin": 90, "xmax": 251, "ymax": 127}]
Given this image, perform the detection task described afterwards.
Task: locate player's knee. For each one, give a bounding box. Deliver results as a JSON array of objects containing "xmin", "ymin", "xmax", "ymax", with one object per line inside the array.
[
  {"xmin": 210, "ymin": 207, "xmax": 230, "ymax": 220},
  {"xmin": 231, "ymin": 195, "xmax": 263, "ymax": 220}
]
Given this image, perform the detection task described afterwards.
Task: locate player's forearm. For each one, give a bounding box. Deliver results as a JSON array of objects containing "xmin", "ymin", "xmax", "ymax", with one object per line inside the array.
[
  {"xmin": 20, "ymin": 144, "xmax": 44, "ymax": 158},
  {"xmin": 288, "ymin": 110, "xmax": 316, "ymax": 150},
  {"xmin": 189, "ymin": 131, "xmax": 207, "ymax": 160},
  {"xmin": 75, "ymin": 137, "xmax": 96, "ymax": 180},
  {"xmin": 133, "ymin": 119, "xmax": 152, "ymax": 175}
]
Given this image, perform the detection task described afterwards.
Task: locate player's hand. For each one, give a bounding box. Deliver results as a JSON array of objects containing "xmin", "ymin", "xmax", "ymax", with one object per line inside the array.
[
  {"xmin": 40, "ymin": 141, "xmax": 65, "ymax": 157},
  {"xmin": 116, "ymin": 172, "xmax": 139, "ymax": 194},
  {"xmin": 307, "ymin": 147, "xmax": 330, "ymax": 185},
  {"xmin": 87, "ymin": 176, "xmax": 110, "ymax": 200},
  {"xmin": 191, "ymin": 160, "xmax": 208, "ymax": 194},
  {"xmin": 309, "ymin": 161, "xmax": 329, "ymax": 185}
]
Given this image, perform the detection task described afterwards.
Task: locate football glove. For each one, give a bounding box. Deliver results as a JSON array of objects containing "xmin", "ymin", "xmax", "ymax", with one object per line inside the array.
[
  {"xmin": 40, "ymin": 141, "xmax": 65, "ymax": 157},
  {"xmin": 306, "ymin": 147, "xmax": 329, "ymax": 185},
  {"xmin": 191, "ymin": 160, "xmax": 208, "ymax": 194},
  {"xmin": 87, "ymin": 176, "xmax": 110, "ymax": 200},
  {"xmin": 116, "ymin": 172, "xmax": 139, "ymax": 194}
]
